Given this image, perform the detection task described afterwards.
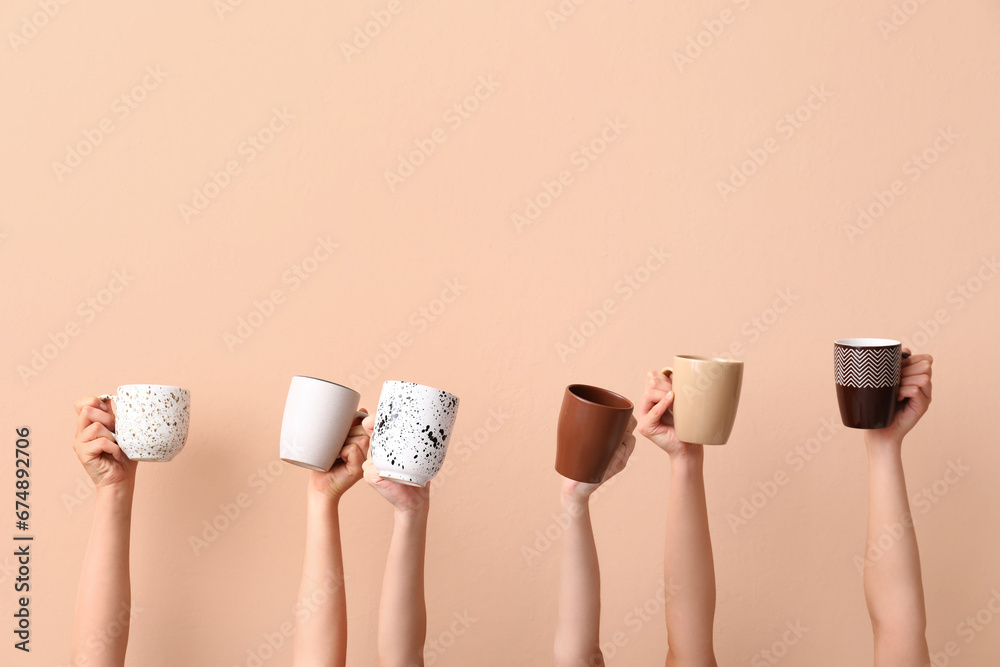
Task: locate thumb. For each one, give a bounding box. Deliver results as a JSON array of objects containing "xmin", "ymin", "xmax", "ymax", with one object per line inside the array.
[{"xmin": 647, "ymin": 391, "xmax": 673, "ymax": 424}]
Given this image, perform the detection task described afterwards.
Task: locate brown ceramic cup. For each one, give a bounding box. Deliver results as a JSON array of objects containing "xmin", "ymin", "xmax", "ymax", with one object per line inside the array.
[
  {"xmin": 834, "ymin": 338, "xmax": 902, "ymax": 429},
  {"xmin": 555, "ymin": 384, "xmax": 634, "ymax": 484}
]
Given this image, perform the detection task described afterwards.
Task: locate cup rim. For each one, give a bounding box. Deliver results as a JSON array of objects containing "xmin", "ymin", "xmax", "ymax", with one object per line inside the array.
[
  {"xmin": 675, "ymin": 355, "xmax": 744, "ymax": 365},
  {"xmin": 834, "ymin": 338, "xmax": 901, "ymax": 348},
  {"xmin": 293, "ymin": 375, "xmax": 360, "ymax": 395},
  {"xmin": 117, "ymin": 384, "xmax": 190, "ymax": 392},
  {"xmin": 383, "ymin": 380, "xmax": 459, "ymax": 403},
  {"xmin": 566, "ymin": 384, "xmax": 634, "ymax": 411}
]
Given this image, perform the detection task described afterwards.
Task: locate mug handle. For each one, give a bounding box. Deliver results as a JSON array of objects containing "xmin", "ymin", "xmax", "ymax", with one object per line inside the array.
[{"xmin": 660, "ymin": 366, "xmax": 673, "ymax": 379}]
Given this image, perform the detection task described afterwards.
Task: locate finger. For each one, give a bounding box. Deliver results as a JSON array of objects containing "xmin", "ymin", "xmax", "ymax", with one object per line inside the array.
[
  {"xmin": 82, "ymin": 421, "xmax": 117, "ymax": 444},
  {"xmin": 76, "ymin": 398, "xmax": 108, "ymax": 436},
  {"xmin": 648, "ymin": 369, "xmax": 672, "ymax": 391},
  {"xmin": 75, "ymin": 396, "xmax": 106, "ymax": 416},
  {"xmin": 901, "ymin": 359, "xmax": 932, "ymax": 378},
  {"xmin": 626, "ymin": 415, "xmax": 638, "ymax": 433},
  {"xmin": 362, "ymin": 459, "xmax": 381, "ymax": 483},
  {"xmin": 897, "ymin": 384, "xmax": 928, "ymax": 409},
  {"xmin": 81, "ymin": 405, "xmax": 115, "ymax": 431},
  {"xmin": 900, "ymin": 376, "xmax": 932, "ymax": 400},
  {"xmin": 81, "ymin": 436, "xmax": 126, "ymax": 464},
  {"xmin": 341, "ymin": 443, "xmax": 365, "ymax": 476},
  {"xmin": 646, "ymin": 391, "xmax": 674, "ymax": 425},
  {"xmin": 362, "ymin": 414, "xmax": 375, "ymax": 436},
  {"xmin": 638, "ymin": 376, "xmax": 660, "ymax": 416}
]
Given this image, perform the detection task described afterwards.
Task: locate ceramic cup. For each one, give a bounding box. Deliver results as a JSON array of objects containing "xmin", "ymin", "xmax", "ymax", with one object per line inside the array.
[
  {"xmin": 834, "ymin": 338, "xmax": 902, "ymax": 429},
  {"xmin": 661, "ymin": 356, "xmax": 743, "ymax": 445},
  {"xmin": 555, "ymin": 384, "xmax": 634, "ymax": 484},
  {"xmin": 98, "ymin": 385, "xmax": 191, "ymax": 461},
  {"xmin": 279, "ymin": 376, "xmax": 367, "ymax": 471},
  {"xmin": 370, "ymin": 381, "xmax": 460, "ymax": 487}
]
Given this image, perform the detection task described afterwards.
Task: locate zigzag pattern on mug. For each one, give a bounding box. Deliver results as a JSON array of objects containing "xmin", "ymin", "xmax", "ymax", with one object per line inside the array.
[{"xmin": 834, "ymin": 346, "xmax": 900, "ymax": 388}]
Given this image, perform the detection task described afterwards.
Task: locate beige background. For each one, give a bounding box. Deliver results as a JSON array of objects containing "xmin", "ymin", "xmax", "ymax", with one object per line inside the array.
[{"xmin": 3, "ymin": 1, "xmax": 1000, "ymax": 664}]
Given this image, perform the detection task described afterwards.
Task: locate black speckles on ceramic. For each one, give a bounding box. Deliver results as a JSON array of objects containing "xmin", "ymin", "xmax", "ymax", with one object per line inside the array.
[
  {"xmin": 102, "ymin": 385, "xmax": 191, "ymax": 462},
  {"xmin": 370, "ymin": 381, "xmax": 460, "ymax": 487}
]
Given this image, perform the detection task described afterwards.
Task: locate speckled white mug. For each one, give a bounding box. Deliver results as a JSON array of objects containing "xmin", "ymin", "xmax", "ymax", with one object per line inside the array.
[
  {"xmin": 371, "ymin": 381, "xmax": 460, "ymax": 487},
  {"xmin": 99, "ymin": 385, "xmax": 191, "ymax": 462}
]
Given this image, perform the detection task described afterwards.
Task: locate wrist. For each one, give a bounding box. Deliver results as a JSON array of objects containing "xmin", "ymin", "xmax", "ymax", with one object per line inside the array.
[
  {"xmin": 669, "ymin": 445, "xmax": 705, "ymax": 470},
  {"xmin": 95, "ymin": 483, "xmax": 134, "ymax": 515},
  {"xmin": 307, "ymin": 485, "xmax": 341, "ymax": 510},
  {"xmin": 865, "ymin": 431, "xmax": 903, "ymax": 454},
  {"xmin": 394, "ymin": 501, "xmax": 430, "ymax": 524}
]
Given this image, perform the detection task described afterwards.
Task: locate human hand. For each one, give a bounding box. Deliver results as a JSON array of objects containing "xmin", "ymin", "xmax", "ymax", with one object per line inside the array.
[
  {"xmin": 868, "ymin": 350, "xmax": 933, "ymax": 447},
  {"xmin": 637, "ymin": 369, "xmax": 702, "ymax": 458},
  {"xmin": 73, "ymin": 397, "xmax": 137, "ymax": 489},
  {"xmin": 361, "ymin": 415, "xmax": 430, "ymax": 515},
  {"xmin": 309, "ymin": 410, "xmax": 370, "ymax": 501},
  {"xmin": 561, "ymin": 416, "xmax": 637, "ymax": 502}
]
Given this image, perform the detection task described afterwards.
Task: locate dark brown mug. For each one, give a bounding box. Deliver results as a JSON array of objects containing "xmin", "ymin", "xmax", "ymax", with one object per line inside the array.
[
  {"xmin": 834, "ymin": 338, "xmax": 902, "ymax": 429},
  {"xmin": 556, "ymin": 384, "xmax": 634, "ymax": 484}
]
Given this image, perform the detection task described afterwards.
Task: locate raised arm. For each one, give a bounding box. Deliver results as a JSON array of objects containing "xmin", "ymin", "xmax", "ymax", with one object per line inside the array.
[
  {"xmin": 863, "ymin": 352, "xmax": 933, "ymax": 666},
  {"xmin": 361, "ymin": 415, "xmax": 431, "ymax": 667},
  {"xmin": 71, "ymin": 396, "xmax": 138, "ymax": 667},
  {"xmin": 638, "ymin": 371, "xmax": 718, "ymax": 667},
  {"xmin": 553, "ymin": 421, "xmax": 636, "ymax": 667},
  {"xmin": 292, "ymin": 414, "xmax": 369, "ymax": 667}
]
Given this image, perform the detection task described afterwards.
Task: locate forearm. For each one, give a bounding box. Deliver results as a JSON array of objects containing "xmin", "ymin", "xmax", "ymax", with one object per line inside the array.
[
  {"xmin": 664, "ymin": 449, "xmax": 717, "ymax": 665},
  {"xmin": 72, "ymin": 484, "xmax": 134, "ymax": 667},
  {"xmin": 378, "ymin": 505, "xmax": 429, "ymax": 667},
  {"xmin": 554, "ymin": 494, "xmax": 603, "ymax": 667},
  {"xmin": 863, "ymin": 436, "xmax": 928, "ymax": 651},
  {"xmin": 293, "ymin": 490, "xmax": 348, "ymax": 667}
]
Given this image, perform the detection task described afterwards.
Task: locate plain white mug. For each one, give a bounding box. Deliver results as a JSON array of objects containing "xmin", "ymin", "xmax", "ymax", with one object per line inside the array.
[
  {"xmin": 279, "ymin": 376, "xmax": 366, "ymax": 471},
  {"xmin": 370, "ymin": 380, "xmax": 460, "ymax": 487},
  {"xmin": 99, "ymin": 384, "xmax": 191, "ymax": 462}
]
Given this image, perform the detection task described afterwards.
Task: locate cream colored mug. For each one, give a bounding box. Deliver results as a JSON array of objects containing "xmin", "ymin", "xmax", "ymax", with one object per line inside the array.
[{"xmin": 661, "ymin": 356, "xmax": 743, "ymax": 445}]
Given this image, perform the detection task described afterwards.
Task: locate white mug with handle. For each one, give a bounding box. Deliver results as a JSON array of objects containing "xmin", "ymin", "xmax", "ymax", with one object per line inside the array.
[
  {"xmin": 279, "ymin": 376, "xmax": 367, "ymax": 472},
  {"xmin": 99, "ymin": 384, "xmax": 191, "ymax": 462}
]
